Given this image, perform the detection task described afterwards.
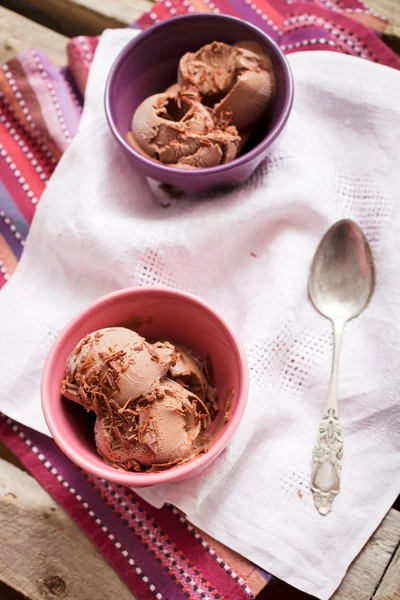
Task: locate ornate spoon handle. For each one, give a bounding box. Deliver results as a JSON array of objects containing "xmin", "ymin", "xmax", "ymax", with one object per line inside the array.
[{"xmin": 311, "ymin": 319, "xmax": 345, "ymax": 515}]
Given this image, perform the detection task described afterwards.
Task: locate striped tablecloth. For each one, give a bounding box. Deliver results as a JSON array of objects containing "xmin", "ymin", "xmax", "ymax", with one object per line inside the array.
[{"xmin": 0, "ymin": 2, "xmax": 399, "ymax": 599}]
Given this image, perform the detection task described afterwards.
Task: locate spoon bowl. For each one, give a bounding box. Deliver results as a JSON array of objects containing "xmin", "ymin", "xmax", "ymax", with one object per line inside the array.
[{"xmin": 309, "ymin": 220, "xmax": 375, "ymax": 321}]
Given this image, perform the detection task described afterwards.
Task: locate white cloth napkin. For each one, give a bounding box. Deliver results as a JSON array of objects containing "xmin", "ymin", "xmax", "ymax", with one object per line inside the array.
[{"xmin": 1, "ymin": 28, "xmax": 400, "ymax": 599}]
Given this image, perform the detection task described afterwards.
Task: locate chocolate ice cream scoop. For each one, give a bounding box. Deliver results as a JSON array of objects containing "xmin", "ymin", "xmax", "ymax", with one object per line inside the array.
[
  {"xmin": 179, "ymin": 41, "xmax": 273, "ymax": 130},
  {"xmin": 178, "ymin": 41, "xmax": 267, "ymax": 98},
  {"xmin": 130, "ymin": 87, "xmax": 240, "ymax": 168},
  {"xmin": 61, "ymin": 328, "xmax": 218, "ymax": 472},
  {"xmin": 214, "ymin": 69, "xmax": 273, "ymax": 130},
  {"xmin": 61, "ymin": 327, "xmax": 175, "ymax": 411},
  {"xmin": 94, "ymin": 378, "xmax": 204, "ymax": 470}
]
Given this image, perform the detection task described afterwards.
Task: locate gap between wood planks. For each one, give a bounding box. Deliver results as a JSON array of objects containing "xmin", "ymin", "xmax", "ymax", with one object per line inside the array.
[
  {"xmin": 0, "ymin": 0, "xmax": 154, "ymax": 37},
  {"xmin": 0, "ymin": 0, "xmax": 399, "ymax": 64}
]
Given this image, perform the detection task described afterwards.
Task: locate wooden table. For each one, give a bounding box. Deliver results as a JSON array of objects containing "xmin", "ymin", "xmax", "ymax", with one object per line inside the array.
[
  {"xmin": 0, "ymin": 1, "xmax": 399, "ymax": 599},
  {"xmin": 1, "ymin": 440, "xmax": 400, "ymax": 600},
  {"xmin": 0, "ymin": 0, "xmax": 399, "ymax": 64}
]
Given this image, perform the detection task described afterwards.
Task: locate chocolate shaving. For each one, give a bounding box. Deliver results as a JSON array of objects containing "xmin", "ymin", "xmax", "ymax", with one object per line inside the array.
[
  {"xmin": 109, "ymin": 360, "xmax": 122, "ymax": 375},
  {"xmin": 74, "ymin": 335, "xmax": 91, "ymax": 355},
  {"xmin": 143, "ymin": 341, "xmax": 160, "ymax": 362},
  {"xmin": 203, "ymin": 354, "xmax": 214, "ymax": 384},
  {"xmin": 149, "ymin": 458, "xmax": 183, "ymax": 472},
  {"xmin": 62, "ymin": 380, "xmax": 78, "ymax": 390},
  {"xmin": 214, "ymin": 110, "xmax": 233, "ymax": 130},
  {"xmin": 172, "ymin": 406, "xmax": 188, "ymax": 418},
  {"xmin": 61, "ymin": 380, "xmax": 78, "ymax": 394},
  {"xmin": 99, "ymin": 349, "xmax": 126, "ymax": 363},
  {"xmin": 224, "ymin": 388, "xmax": 234, "ymax": 423},
  {"xmin": 138, "ymin": 408, "xmax": 151, "ymax": 443},
  {"xmin": 197, "ymin": 413, "xmax": 209, "ymax": 419},
  {"xmin": 124, "ymin": 408, "xmax": 140, "ymax": 416},
  {"xmin": 192, "ymin": 394, "xmax": 211, "ymax": 429},
  {"xmin": 118, "ymin": 396, "xmax": 135, "ymax": 413},
  {"xmin": 102, "ymin": 371, "xmax": 113, "ymax": 389},
  {"xmin": 153, "ymin": 420, "xmax": 161, "ymax": 451},
  {"xmin": 92, "ymin": 396, "xmax": 99, "ymax": 415},
  {"xmin": 205, "ymin": 385, "xmax": 219, "ymax": 420},
  {"xmin": 104, "ymin": 396, "xmax": 113, "ymax": 418},
  {"xmin": 80, "ymin": 354, "xmax": 96, "ymax": 371},
  {"xmin": 78, "ymin": 385, "xmax": 88, "ymax": 403},
  {"xmin": 109, "ymin": 350, "xmax": 126, "ymax": 361},
  {"xmin": 144, "ymin": 441, "xmax": 157, "ymax": 456},
  {"xmin": 178, "ymin": 85, "xmax": 201, "ymax": 105},
  {"xmin": 110, "ymin": 399, "xmax": 121, "ymax": 412},
  {"xmin": 113, "ymin": 426, "xmax": 126, "ymax": 448}
]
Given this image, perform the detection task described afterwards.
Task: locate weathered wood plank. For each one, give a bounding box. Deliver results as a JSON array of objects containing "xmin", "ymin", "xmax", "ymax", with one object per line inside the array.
[
  {"xmin": 367, "ymin": 0, "xmax": 400, "ymax": 38},
  {"xmin": 0, "ymin": 458, "xmax": 135, "ymax": 600},
  {"xmin": 71, "ymin": 0, "xmax": 154, "ymax": 26},
  {"xmin": 332, "ymin": 509, "xmax": 400, "ymax": 600},
  {"xmin": 0, "ymin": 0, "xmax": 154, "ymax": 37},
  {"xmin": 373, "ymin": 539, "xmax": 400, "ymax": 600},
  {"xmin": 0, "ymin": 5, "xmax": 68, "ymax": 66},
  {"xmin": 2, "ymin": 0, "xmax": 399, "ymax": 40}
]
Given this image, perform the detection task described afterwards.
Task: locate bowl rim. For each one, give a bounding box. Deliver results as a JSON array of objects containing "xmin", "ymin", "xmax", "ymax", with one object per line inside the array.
[
  {"xmin": 104, "ymin": 12, "xmax": 294, "ymax": 177},
  {"xmin": 41, "ymin": 286, "xmax": 249, "ymax": 486}
]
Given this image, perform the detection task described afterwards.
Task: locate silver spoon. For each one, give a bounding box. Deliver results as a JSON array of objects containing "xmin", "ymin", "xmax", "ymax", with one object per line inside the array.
[{"xmin": 309, "ymin": 219, "xmax": 375, "ymax": 515}]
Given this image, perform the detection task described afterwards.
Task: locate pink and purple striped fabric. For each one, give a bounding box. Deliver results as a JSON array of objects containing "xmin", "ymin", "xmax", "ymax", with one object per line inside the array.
[{"xmin": 0, "ymin": 2, "xmax": 399, "ymax": 599}]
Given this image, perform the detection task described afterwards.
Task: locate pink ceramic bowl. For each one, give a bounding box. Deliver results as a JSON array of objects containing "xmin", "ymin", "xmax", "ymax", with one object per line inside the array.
[{"xmin": 41, "ymin": 287, "xmax": 249, "ymax": 487}]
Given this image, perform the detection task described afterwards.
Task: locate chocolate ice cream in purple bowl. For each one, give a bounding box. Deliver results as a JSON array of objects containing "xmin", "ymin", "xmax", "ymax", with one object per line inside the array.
[{"xmin": 104, "ymin": 13, "xmax": 294, "ymax": 193}]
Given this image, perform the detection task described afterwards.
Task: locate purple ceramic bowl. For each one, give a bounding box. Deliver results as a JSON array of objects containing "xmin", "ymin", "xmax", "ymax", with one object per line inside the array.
[{"xmin": 105, "ymin": 13, "xmax": 293, "ymax": 193}]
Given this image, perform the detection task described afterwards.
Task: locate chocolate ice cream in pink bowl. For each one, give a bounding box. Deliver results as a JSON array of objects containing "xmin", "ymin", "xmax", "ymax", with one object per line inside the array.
[
  {"xmin": 41, "ymin": 287, "xmax": 249, "ymax": 488},
  {"xmin": 105, "ymin": 13, "xmax": 293, "ymax": 193}
]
